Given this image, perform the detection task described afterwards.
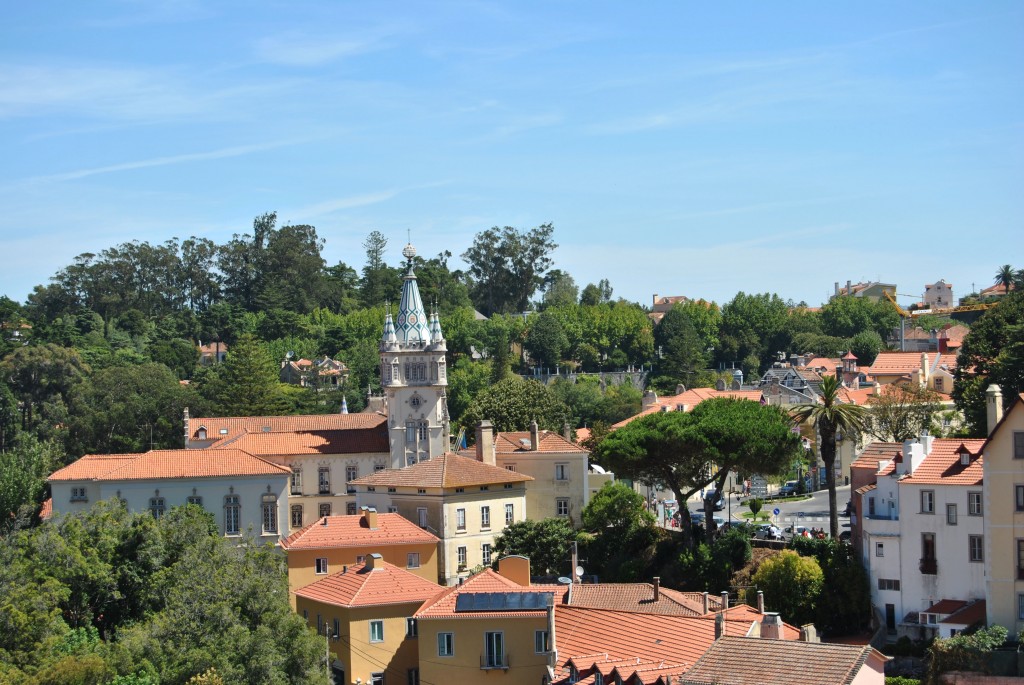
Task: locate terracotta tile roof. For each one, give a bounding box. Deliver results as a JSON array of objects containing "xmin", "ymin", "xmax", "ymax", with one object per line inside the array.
[
  {"xmin": 837, "ymin": 386, "xmax": 874, "ymax": 406},
  {"xmin": 414, "ymin": 568, "xmax": 558, "ymax": 619},
  {"xmin": 553, "ymin": 605, "xmax": 766, "ymax": 674},
  {"xmin": 901, "ymin": 438, "xmax": 985, "ymax": 486},
  {"xmin": 492, "ymin": 430, "xmax": 589, "ymax": 454},
  {"xmin": 575, "ymin": 427, "xmax": 592, "ymax": 445},
  {"xmin": 39, "ymin": 497, "xmax": 52, "ymax": 520},
  {"xmin": 980, "ymin": 282, "xmax": 1014, "ymax": 296},
  {"xmin": 214, "ymin": 425, "xmax": 389, "ymax": 456},
  {"xmin": 50, "ymin": 449, "xmax": 291, "ymax": 482},
  {"xmin": 941, "ymin": 600, "xmax": 986, "ymax": 626},
  {"xmin": 679, "ymin": 636, "xmax": 885, "ymax": 685},
  {"xmin": 868, "ymin": 352, "xmax": 957, "ymax": 378},
  {"xmin": 566, "ymin": 584, "xmax": 717, "ymax": 616},
  {"xmin": 612, "ymin": 389, "xmax": 764, "ymax": 429},
  {"xmin": 852, "ymin": 443, "xmax": 903, "ymax": 472},
  {"xmin": 293, "ymin": 559, "xmax": 441, "ymax": 608},
  {"xmin": 351, "ymin": 452, "xmax": 533, "ymax": 489},
  {"xmin": 188, "ymin": 412, "xmax": 387, "ymax": 443},
  {"xmin": 924, "ymin": 599, "xmax": 967, "ymax": 616},
  {"xmin": 279, "ymin": 513, "xmax": 438, "ymax": 550},
  {"xmin": 48, "ymin": 454, "xmax": 141, "ymax": 481},
  {"xmin": 803, "ymin": 357, "xmax": 840, "ymax": 371}
]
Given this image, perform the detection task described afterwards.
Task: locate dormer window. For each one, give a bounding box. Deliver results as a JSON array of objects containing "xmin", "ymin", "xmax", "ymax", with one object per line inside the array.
[
  {"xmin": 197, "ymin": 427, "xmax": 207, "ymax": 440},
  {"xmin": 957, "ymin": 444, "xmax": 972, "ymax": 466}
]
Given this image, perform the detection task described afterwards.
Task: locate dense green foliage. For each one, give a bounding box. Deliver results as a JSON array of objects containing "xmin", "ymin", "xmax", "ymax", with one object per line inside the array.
[
  {"xmin": 491, "ymin": 518, "xmax": 579, "ymax": 576},
  {"xmin": 746, "ymin": 549, "xmax": 824, "ymax": 628},
  {"xmin": 953, "ymin": 290, "xmax": 1024, "ymax": 435},
  {"xmin": 788, "ymin": 537, "xmax": 871, "ymax": 635},
  {"xmin": 0, "ymin": 501, "xmax": 323, "ymax": 684},
  {"xmin": 926, "ymin": 625, "xmax": 1009, "ymax": 684}
]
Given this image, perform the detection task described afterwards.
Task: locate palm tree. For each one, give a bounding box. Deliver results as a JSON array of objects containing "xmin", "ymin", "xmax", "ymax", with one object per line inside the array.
[
  {"xmin": 791, "ymin": 374, "xmax": 865, "ymax": 538},
  {"xmin": 995, "ymin": 264, "xmax": 1015, "ymax": 295}
]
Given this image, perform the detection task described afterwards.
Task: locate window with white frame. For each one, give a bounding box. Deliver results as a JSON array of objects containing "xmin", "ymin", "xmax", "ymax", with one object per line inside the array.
[
  {"xmin": 946, "ymin": 503, "xmax": 957, "ymax": 525},
  {"xmin": 291, "ymin": 505, "xmax": 303, "ymax": 529},
  {"xmin": 482, "ymin": 543, "xmax": 492, "ymax": 565},
  {"xmin": 456, "ymin": 508, "xmax": 466, "ymax": 531},
  {"xmin": 406, "ymin": 421, "xmax": 416, "ymax": 444},
  {"xmin": 346, "ymin": 464, "xmax": 358, "ymax": 492},
  {"xmin": 969, "ymin": 491, "xmax": 983, "ymax": 515},
  {"xmin": 438, "ymin": 632, "xmax": 454, "ymax": 657},
  {"xmin": 875, "ymin": 542, "xmax": 884, "ymax": 557},
  {"xmin": 369, "ymin": 620, "xmax": 384, "ymax": 643},
  {"xmin": 149, "ymin": 497, "xmax": 166, "ymax": 519},
  {"xmin": 969, "ymin": 535, "xmax": 984, "ymax": 562},
  {"xmin": 505, "ymin": 464, "xmax": 517, "ymax": 472},
  {"xmin": 407, "ymin": 552, "xmax": 420, "ymax": 569},
  {"xmin": 224, "ymin": 494, "xmax": 240, "ymax": 535},
  {"xmin": 934, "ymin": 377, "xmax": 944, "ymax": 391},
  {"xmin": 556, "ymin": 498, "xmax": 570, "ymax": 517},
  {"xmin": 535, "ymin": 630, "xmax": 549, "ymax": 653},
  {"xmin": 505, "ymin": 503, "xmax": 514, "ymax": 525},
  {"xmin": 457, "ymin": 546, "xmax": 467, "ymax": 568},
  {"xmin": 187, "ymin": 495, "xmax": 202, "ymax": 506},
  {"xmin": 70, "ymin": 487, "xmax": 87, "ymax": 502},
  {"xmin": 262, "ymin": 494, "xmax": 278, "ymax": 534},
  {"xmin": 406, "ymin": 617, "xmax": 418, "ymax": 638},
  {"xmin": 878, "ymin": 578, "xmax": 901, "ymax": 591},
  {"xmin": 555, "ymin": 463, "xmax": 569, "ymax": 481},
  {"xmin": 483, "ymin": 631, "xmax": 504, "ymax": 668},
  {"xmin": 481, "ymin": 506, "xmax": 491, "ymax": 529},
  {"xmin": 921, "ymin": 490, "xmax": 935, "ymax": 514},
  {"xmin": 315, "ymin": 557, "xmax": 329, "ymax": 574},
  {"xmin": 318, "ymin": 467, "xmax": 331, "ymax": 494},
  {"xmin": 319, "ymin": 502, "xmax": 331, "ymax": 518},
  {"xmin": 291, "ymin": 467, "xmax": 302, "ymax": 494}
]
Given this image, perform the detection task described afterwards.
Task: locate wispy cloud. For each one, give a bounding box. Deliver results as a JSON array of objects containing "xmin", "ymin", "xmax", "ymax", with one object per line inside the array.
[
  {"xmin": 286, "ymin": 180, "xmax": 452, "ymax": 221},
  {"xmin": 26, "ymin": 140, "xmax": 300, "ymax": 183},
  {"xmin": 254, "ymin": 25, "xmax": 407, "ymax": 67},
  {"xmin": 667, "ymin": 195, "xmax": 870, "ymax": 222}
]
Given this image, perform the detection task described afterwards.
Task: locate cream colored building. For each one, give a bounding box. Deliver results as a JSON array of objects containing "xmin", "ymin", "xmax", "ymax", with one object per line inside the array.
[
  {"xmin": 464, "ymin": 420, "xmax": 610, "ymax": 527},
  {"xmin": 351, "ymin": 452, "xmax": 532, "ymax": 585},
  {"xmin": 48, "ymin": 449, "xmax": 292, "ymax": 542},
  {"xmin": 982, "ymin": 386, "xmax": 1024, "ymax": 634},
  {"xmin": 293, "ymin": 553, "xmax": 442, "ymax": 685}
]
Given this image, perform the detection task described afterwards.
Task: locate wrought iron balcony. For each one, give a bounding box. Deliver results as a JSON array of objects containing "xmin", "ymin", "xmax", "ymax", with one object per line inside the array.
[
  {"xmin": 480, "ymin": 654, "xmax": 509, "ymax": 670},
  {"xmin": 919, "ymin": 558, "xmax": 938, "ymax": 575}
]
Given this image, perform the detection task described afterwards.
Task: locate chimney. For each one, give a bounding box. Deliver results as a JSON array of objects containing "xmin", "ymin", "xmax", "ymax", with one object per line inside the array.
[
  {"xmin": 702, "ymin": 592, "xmax": 709, "ymax": 614},
  {"xmin": 847, "ymin": 280, "xmax": 852, "ymax": 296},
  {"xmin": 546, "ymin": 593, "xmax": 558, "ymax": 667},
  {"xmin": 756, "ymin": 590, "xmax": 764, "ymax": 614},
  {"xmin": 476, "ymin": 420, "xmax": 495, "ymax": 465},
  {"xmin": 919, "ymin": 432, "xmax": 934, "ymax": 456},
  {"xmin": 361, "ymin": 506, "xmax": 379, "ymax": 530},
  {"xmin": 530, "ymin": 420, "xmax": 540, "ymax": 451},
  {"xmin": 715, "ymin": 612, "xmax": 725, "ymax": 639},
  {"xmin": 720, "ymin": 591, "xmax": 729, "ymax": 611},
  {"xmin": 761, "ymin": 613, "xmax": 783, "ymax": 640},
  {"xmin": 987, "ymin": 384, "xmax": 1004, "ymax": 436},
  {"xmin": 800, "ymin": 625, "xmax": 819, "ymax": 643},
  {"xmin": 342, "ymin": 565, "xmax": 347, "ymax": 574},
  {"xmin": 365, "ymin": 552, "xmax": 382, "ymax": 570},
  {"xmin": 321, "ymin": 517, "xmax": 328, "ymax": 526},
  {"xmin": 834, "ymin": 281, "xmax": 840, "ymax": 297},
  {"xmin": 562, "ymin": 422, "xmax": 571, "ymax": 442},
  {"xmin": 653, "ymin": 577, "xmax": 660, "ymax": 601},
  {"xmin": 642, "ymin": 390, "xmax": 658, "ymax": 408},
  {"xmin": 899, "ymin": 440, "xmax": 926, "ymax": 476},
  {"xmin": 182, "ymin": 407, "xmax": 190, "ymax": 446},
  {"xmin": 497, "ymin": 555, "xmax": 531, "ymax": 587},
  {"xmin": 921, "ymin": 352, "xmax": 930, "ymax": 385}
]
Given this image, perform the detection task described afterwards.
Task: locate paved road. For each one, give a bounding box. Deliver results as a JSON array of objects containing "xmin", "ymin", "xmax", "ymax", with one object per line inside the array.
[{"xmin": 683, "ymin": 485, "xmax": 853, "ymax": 535}]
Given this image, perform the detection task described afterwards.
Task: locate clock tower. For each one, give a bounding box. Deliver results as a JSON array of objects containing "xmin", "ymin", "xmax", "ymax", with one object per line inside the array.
[{"xmin": 381, "ymin": 242, "xmax": 451, "ymax": 467}]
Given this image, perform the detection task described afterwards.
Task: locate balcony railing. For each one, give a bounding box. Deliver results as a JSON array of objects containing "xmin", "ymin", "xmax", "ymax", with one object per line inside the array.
[
  {"xmin": 480, "ymin": 654, "xmax": 509, "ymax": 670},
  {"xmin": 919, "ymin": 558, "xmax": 938, "ymax": 575},
  {"xmin": 319, "ymin": 485, "xmax": 331, "ymax": 495}
]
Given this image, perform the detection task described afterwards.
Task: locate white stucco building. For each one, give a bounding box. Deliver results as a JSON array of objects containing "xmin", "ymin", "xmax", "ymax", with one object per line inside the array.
[{"xmin": 860, "ymin": 435, "xmax": 986, "ymax": 639}]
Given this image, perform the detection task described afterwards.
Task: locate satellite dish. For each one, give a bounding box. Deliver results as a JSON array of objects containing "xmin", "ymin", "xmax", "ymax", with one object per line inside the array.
[
  {"xmin": 286, "ymin": 351, "xmax": 295, "ymax": 359},
  {"xmin": 557, "ymin": 577, "xmax": 572, "ymax": 585},
  {"xmin": 575, "ymin": 565, "xmax": 585, "ymax": 578}
]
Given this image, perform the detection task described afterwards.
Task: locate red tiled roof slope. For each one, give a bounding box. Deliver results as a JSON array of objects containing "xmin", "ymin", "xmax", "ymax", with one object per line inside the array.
[
  {"xmin": 902, "ymin": 439, "xmax": 985, "ymax": 486},
  {"xmin": 49, "ymin": 449, "xmax": 290, "ymax": 481},
  {"xmin": 351, "ymin": 452, "xmax": 533, "ymax": 489},
  {"xmin": 280, "ymin": 513, "xmax": 438, "ymax": 550},
  {"xmin": 493, "ymin": 430, "xmax": 588, "ymax": 454},
  {"xmin": 868, "ymin": 352, "xmax": 957, "ymax": 377},
  {"xmin": 293, "ymin": 559, "xmax": 441, "ymax": 608},
  {"xmin": 567, "ymin": 584, "xmax": 718, "ymax": 616},
  {"xmin": 49, "ymin": 454, "xmax": 141, "ymax": 481},
  {"xmin": 415, "ymin": 568, "xmax": 559, "ymax": 619},
  {"xmin": 188, "ymin": 412, "xmax": 386, "ymax": 443},
  {"xmin": 215, "ymin": 426, "xmax": 388, "ymax": 455},
  {"xmin": 612, "ymin": 389, "xmax": 764, "ymax": 429}
]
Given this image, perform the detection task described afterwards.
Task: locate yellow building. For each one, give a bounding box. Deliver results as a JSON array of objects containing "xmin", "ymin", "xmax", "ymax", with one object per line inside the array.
[
  {"xmin": 293, "ymin": 553, "xmax": 442, "ymax": 685},
  {"xmin": 352, "ymin": 452, "xmax": 532, "ymax": 585},
  {"xmin": 466, "ymin": 420, "xmax": 600, "ymax": 527},
  {"xmin": 279, "ymin": 507, "xmax": 439, "ymax": 601},
  {"xmin": 414, "ymin": 557, "xmax": 556, "ymax": 685},
  {"xmin": 982, "ymin": 386, "xmax": 1024, "ymax": 634}
]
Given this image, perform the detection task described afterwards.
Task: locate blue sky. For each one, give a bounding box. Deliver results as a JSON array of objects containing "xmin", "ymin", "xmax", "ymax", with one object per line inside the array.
[{"xmin": 2, "ymin": 1, "xmax": 1022, "ymax": 309}]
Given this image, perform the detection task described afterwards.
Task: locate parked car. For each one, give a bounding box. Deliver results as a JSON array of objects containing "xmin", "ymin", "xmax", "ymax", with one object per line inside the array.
[
  {"xmin": 754, "ymin": 524, "xmax": 783, "ymax": 540},
  {"xmin": 706, "ymin": 490, "xmax": 725, "ymax": 511},
  {"xmin": 779, "ymin": 480, "xmax": 800, "ymax": 496}
]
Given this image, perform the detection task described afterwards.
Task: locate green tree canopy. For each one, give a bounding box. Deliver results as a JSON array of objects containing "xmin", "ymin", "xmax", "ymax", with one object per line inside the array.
[
  {"xmin": 747, "ymin": 549, "xmax": 823, "ymax": 628},
  {"xmin": 581, "ymin": 481, "xmax": 654, "ymax": 534},
  {"xmin": 201, "ymin": 333, "xmax": 286, "ymax": 417},
  {"xmin": 863, "ymin": 383, "xmax": 942, "ymax": 443},
  {"xmin": 460, "ymin": 377, "xmax": 571, "ymax": 434},
  {"xmin": 462, "ymin": 223, "xmax": 557, "ymax": 316},
  {"xmin": 492, "ymin": 518, "xmax": 578, "ymax": 576}
]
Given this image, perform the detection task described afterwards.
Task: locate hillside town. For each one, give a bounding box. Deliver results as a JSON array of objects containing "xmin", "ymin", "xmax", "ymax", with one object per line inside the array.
[{"xmin": 2, "ymin": 228, "xmax": 1023, "ymax": 685}]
